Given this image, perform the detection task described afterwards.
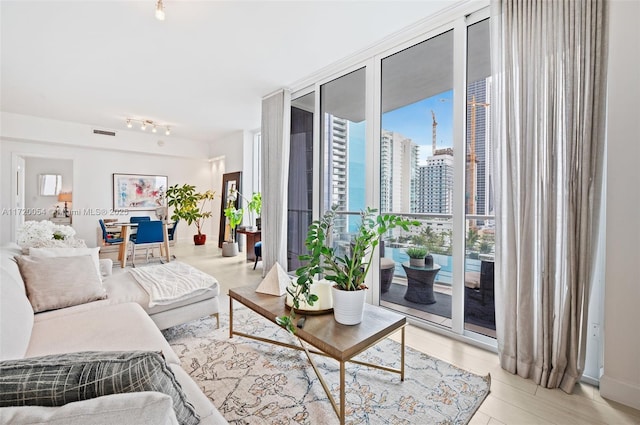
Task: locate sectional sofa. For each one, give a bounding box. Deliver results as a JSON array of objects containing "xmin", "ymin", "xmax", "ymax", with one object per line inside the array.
[{"xmin": 0, "ymin": 243, "xmax": 227, "ymax": 424}]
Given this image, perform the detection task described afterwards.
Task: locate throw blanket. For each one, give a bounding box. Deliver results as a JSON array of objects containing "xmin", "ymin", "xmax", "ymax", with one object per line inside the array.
[{"xmin": 128, "ymin": 261, "xmax": 218, "ymax": 307}]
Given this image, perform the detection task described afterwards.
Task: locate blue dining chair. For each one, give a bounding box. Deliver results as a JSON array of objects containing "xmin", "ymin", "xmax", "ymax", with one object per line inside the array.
[
  {"xmin": 129, "ymin": 216, "xmax": 151, "ymax": 241},
  {"xmin": 166, "ymin": 219, "xmax": 179, "ymax": 259},
  {"xmin": 130, "ymin": 216, "xmax": 151, "ymax": 223},
  {"xmin": 167, "ymin": 219, "xmax": 179, "ymax": 242},
  {"xmin": 99, "ymin": 219, "xmax": 123, "ymax": 245},
  {"xmin": 130, "ymin": 220, "xmax": 164, "ymax": 267}
]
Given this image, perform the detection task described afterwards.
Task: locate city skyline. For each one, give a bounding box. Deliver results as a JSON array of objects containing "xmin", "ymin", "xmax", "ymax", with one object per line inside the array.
[{"xmin": 382, "ymin": 89, "xmax": 454, "ymax": 165}]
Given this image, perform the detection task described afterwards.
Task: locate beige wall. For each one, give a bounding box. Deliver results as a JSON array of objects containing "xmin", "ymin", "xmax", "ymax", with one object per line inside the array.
[{"xmin": 600, "ymin": 0, "xmax": 640, "ymax": 410}]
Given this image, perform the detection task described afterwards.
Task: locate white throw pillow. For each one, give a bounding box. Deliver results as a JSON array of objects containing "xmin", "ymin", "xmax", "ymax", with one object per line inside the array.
[
  {"xmin": 0, "ymin": 392, "xmax": 179, "ymax": 425},
  {"xmin": 15, "ymin": 255, "xmax": 107, "ymax": 313},
  {"xmin": 29, "ymin": 247, "xmax": 102, "ymax": 281}
]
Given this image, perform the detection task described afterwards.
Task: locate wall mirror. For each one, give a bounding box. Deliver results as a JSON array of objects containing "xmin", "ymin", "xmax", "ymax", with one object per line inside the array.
[
  {"xmin": 39, "ymin": 174, "xmax": 62, "ymax": 196},
  {"xmin": 218, "ymin": 171, "xmax": 242, "ymax": 248}
]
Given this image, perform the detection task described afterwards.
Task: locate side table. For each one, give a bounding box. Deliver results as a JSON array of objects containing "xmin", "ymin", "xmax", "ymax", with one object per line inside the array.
[
  {"xmin": 401, "ymin": 262, "xmax": 441, "ymax": 304},
  {"xmin": 236, "ymin": 229, "xmax": 261, "ymax": 262}
]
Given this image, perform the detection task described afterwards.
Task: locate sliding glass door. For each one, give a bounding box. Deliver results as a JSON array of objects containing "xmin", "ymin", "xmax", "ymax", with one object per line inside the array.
[
  {"xmin": 285, "ymin": 8, "xmax": 496, "ymax": 344},
  {"xmin": 288, "ymin": 92, "xmax": 315, "ymax": 272},
  {"xmin": 379, "ymin": 30, "xmax": 456, "ymax": 328}
]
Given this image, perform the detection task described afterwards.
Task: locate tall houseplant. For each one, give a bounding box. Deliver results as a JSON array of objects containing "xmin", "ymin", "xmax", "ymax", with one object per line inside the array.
[
  {"xmin": 166, "ymin": 184, "xmax": 216, "ymax": 245},
  {"xmin": 277, "ymin": 206, "xmax": 419, "ymax": 331},
  {"xmin": 222, "ymin": 200, "xmax": 244, "ymax": 256}
]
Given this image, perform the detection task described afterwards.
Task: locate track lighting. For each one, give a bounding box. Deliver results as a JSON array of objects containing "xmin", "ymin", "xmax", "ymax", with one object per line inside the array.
[
  {"xmin": 125, "ymin": 118, "xmax": 171, "ymax": 136},
  {"xmin": 156, "ymin": 0, "xmax": 165, "ymax": 21}
]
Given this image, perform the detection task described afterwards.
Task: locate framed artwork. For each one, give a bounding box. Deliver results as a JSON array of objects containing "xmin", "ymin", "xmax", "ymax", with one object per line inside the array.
[
  {"xmin": 218, "ymin": 171, "xmax": 242, "ymax": 248},
  {"xmin": 113, "ymin": 174, "xmax": 168, "ymax": 210}
]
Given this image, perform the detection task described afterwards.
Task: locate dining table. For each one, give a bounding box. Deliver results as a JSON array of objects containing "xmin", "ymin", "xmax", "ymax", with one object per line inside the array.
[{"xmin": 108, "ymin": 221, "xmax": 171, "ymax": 268}]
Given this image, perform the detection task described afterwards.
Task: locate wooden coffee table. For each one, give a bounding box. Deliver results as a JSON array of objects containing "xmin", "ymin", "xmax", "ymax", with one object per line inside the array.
[{"xmin": 229, "ymin": 284, "xmax": 406, "ymax": 424}]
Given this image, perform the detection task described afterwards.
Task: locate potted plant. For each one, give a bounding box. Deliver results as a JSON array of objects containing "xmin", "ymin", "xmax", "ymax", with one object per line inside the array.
[
  {"xmin": 247, "ymin": 192, "xmax": 262, "ymax": 230},
  {"xmin": 406, "ymin": 246, "xmax": 428, "ymax": 267},
  {"xmin": 166, "ymin": 184, "xmax": 216, "ymax": 245},
  {"xmin": 222, "ymin": 204, "xmax": 244, "ymax": 257},
  {"xmin": 277, "ymin": 205, "xmax": 419, "ymax": 332},
  {"xmin": 231, "ymin": 189, "xmax": 261, "ymax": 231}
]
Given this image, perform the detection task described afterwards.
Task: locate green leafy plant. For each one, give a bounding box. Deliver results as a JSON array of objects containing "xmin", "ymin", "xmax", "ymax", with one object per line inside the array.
[
  {"xmin": 276, "ymin": 205, "xmax": 419, "ymax": 333},
  {"xmin": 223, "ymin": 206, "xmax": 244, "ymax": 242},
  {"xmin": 406, "ymin": 246, "xmax": 428, "ymax": 259},
  {"xmin": 165, "ymin": 184, "xmax": 216, "ymax": 236},
  {"xmin": 247, "ymin": 192, "xmax": 262, "ymax": 218}
]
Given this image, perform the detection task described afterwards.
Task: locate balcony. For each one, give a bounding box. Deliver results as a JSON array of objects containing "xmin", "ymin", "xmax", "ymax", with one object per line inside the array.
[{"xmin": 376, "ymin": 213, "xmax": 496, "ymax": 338}]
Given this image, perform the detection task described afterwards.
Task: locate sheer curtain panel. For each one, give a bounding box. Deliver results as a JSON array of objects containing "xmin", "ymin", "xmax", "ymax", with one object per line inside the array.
[
  {"xmin": 261, "ymin": 89, "xmax": 291, "ymax": 275},
  {"xmin": 491, "ymin": 0, "xmax": 609, "ymax": 392}
]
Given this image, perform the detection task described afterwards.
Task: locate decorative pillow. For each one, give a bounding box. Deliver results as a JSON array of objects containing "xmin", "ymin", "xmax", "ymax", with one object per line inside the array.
[
  {"xmin": 0, "ymin": 391, "xmax": 179, "ymax": 425},
  {"xmin": 29, "ymin": 247, "xmax": 102, "ymax": 281},
  {"xmin": 0, "ymin": 351, "xmax": 199, "ymax": 425},
  {"xmin": 15, "ymin": 255, "xmax": 107, "ymax": 313}
]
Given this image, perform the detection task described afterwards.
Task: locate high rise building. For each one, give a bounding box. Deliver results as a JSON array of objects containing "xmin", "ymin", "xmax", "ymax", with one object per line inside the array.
[
  {"xmin": 380, "ymin": 130, "xmax": 418, "ymax": 213},
  {"xmin": 416, "ymin": 149, "xmax": 454, "ymax": 214},
  {"xmin": 324, "ymin": 115, "xmax": 349, "ymax": 234},
  {"xmin": 466, "ymin": 78, "xmax": 492, "ymax": 216}
]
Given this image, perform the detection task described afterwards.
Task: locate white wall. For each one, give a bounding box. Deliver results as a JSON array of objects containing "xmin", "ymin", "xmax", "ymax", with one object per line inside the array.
[
  {"xmin": 600, "ymin": 0, "xmax": 640, "ymax": 410},
  {"xmin": 208, "ymin": 130, "xmax": 257, "ymax": 249},
  {"xmin": 1, "ymin": 113, "xmax": 216, "ymax": 246}
]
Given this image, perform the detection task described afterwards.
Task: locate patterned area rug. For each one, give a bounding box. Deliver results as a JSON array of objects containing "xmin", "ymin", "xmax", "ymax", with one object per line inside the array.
[{"xmin": 163, "ymin": 308, "xmax": 490, "ymax": 425}]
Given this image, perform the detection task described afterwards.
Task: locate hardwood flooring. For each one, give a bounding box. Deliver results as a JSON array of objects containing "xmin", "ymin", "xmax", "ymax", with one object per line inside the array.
[{"xmin": 171, "ymin": 241, "xmax": 640, "ymax": 425}]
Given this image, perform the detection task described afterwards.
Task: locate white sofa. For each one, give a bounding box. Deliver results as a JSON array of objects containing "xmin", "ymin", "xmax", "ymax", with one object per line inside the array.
[{"xmin": 0, "ymin": 243, "xmax": 227, "ymax": 424}]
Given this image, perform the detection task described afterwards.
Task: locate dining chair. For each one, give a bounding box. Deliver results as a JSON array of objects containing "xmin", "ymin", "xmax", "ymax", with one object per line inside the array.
[
  {"xmin": 167, "ymin": 219, "xmax": 179, "ymax": 242},
  {"xmin": 99, "ymin": 219, "xmax": 123, "ymax": 245},
  {"xmin": 129, "ymin": 216, "xmax": 151, "ymax": 241},
  {"xmin": 130, "ymin": 216, "xmax": 151, "ymax": 223},
  {"xmin": 165, "ymin": 219, "xmax": 179, "ymax": 259},
  {"xmin": 130, "ymin": 220, "xmax": 164, "ymax": 267}
]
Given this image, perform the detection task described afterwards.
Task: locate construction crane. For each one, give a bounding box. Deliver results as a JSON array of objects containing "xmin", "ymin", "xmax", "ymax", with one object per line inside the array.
[
  {"xmin": 466, "ymin": 95, "xmax": 490, "ymax": 220},
  {"xmin": 431, "ymin": 109, "xmax": 437, "ymax": 155}
]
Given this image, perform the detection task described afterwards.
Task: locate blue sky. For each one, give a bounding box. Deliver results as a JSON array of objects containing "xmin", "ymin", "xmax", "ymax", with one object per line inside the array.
[{"xmin": 382, "ymin": 89, "xmax": 454, "ymax": 164}]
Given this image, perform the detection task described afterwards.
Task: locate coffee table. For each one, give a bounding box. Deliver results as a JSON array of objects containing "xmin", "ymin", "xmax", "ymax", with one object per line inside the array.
[{"xmin": 229, "ymin": 284, "xmax": 406, "ymax": 424}]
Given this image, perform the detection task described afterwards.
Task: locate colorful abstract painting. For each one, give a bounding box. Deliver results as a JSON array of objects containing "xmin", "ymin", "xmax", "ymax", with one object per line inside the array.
[{"xmin": 113, "ymin": 174, "xmax": 167, "ymax": 210}]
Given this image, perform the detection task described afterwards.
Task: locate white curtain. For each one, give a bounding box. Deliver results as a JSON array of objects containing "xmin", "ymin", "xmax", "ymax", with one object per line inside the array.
[
  {"xmin": 261, "ymin": 89, "xmax": 291, "ymax": 275},
  {"xmin": 491, "ymin": 0, "xmax": 609, "ymax": 392}
]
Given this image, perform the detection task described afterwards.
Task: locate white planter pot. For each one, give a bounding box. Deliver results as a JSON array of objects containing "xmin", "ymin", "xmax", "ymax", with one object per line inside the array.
[
  {"xmin": 409, "ymin": 258, "xmax": 425, "ymax": 267},
  {"xmin": 221, "ymin": 241, "xmax": 239, "ymax": 257},
  {"xmin": 331, "ymin": 286, "xmax": 366, "ymax": 325}
]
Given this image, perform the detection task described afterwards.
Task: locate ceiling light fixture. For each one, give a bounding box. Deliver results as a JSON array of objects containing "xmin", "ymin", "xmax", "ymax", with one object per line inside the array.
[
  {"xmin": 125, "ymin": 118, "xmax": 171, "ymax": 136},
  {"xmin": 155, "ymin": 0, "xmax": 165, "ymax": 21}
]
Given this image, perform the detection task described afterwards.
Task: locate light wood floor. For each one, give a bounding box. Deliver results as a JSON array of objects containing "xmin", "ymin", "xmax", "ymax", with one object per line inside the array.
[{"xmin": 171, "ymin": 241, "xmax": 640, "ymax": 425}]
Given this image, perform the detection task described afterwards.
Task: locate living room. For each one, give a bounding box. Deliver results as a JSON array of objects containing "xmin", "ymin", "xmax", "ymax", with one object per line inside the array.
[{"xmin": 1, "ymin": 0, "xmax": 639, "ymax": 423}]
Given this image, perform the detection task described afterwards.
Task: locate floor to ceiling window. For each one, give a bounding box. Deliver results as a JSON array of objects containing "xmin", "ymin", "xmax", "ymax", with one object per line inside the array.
[
  {"xmin": 378, "ymin": 30, "xmax": 456, "ymax": 329},
  {"xmin": 288, "ymin": 92, "xmax": 315, "ymax": 272},
  {"xmin": 320, "ymin": 67, "xmax": 367, "ymax": 258},
  {"xmin": 286, "ymin": 6, "xmax": 497, "ymax": 346},
  {"xmin": 463, "ymin": 18, "xmax": 495, "ymax": 337}
]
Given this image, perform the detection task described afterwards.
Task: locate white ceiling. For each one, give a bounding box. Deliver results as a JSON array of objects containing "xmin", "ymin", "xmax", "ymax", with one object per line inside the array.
[{"xmin": 1, "ymin": 0, "xmax": 456, "ymax": 144}]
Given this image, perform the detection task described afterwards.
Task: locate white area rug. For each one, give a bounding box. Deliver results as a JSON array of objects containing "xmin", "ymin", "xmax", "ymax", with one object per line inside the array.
[{"xmin": 163, "ymin": 307, "xmax": 491, "ymax": 424}]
